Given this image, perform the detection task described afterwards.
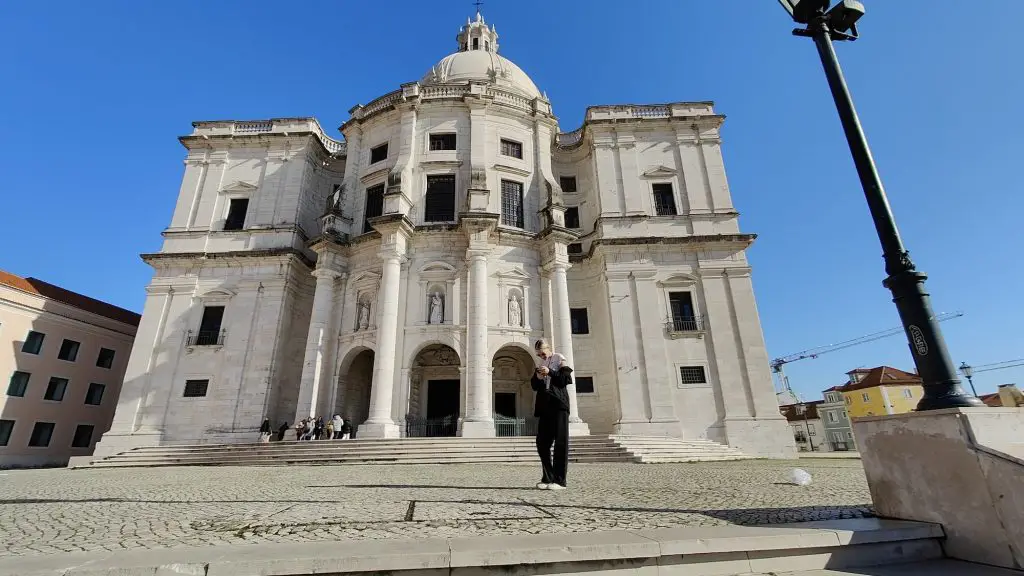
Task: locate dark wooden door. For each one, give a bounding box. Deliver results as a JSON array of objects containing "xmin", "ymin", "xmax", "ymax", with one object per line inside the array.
[
  {"xmin": 494, "ymin": 392, "xmax": 517, "ymax": 418},
  {"xmin": 426, "ymin": 380, "xmax": 460, "ymax": 419}
]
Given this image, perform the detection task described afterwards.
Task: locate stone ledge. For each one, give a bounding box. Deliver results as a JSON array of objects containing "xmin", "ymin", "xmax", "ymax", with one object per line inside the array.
[{"xmin": 4, "ymin": 519, "xmax": 941, "ymax": 576}]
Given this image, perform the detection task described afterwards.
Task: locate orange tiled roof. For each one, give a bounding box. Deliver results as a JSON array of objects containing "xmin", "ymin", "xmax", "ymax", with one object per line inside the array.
[
  {"xmin": 979, "ymin": 393, "xmax": 1002, "ymax": 407},
  {"xmin": 836, "ymin": 366, "xmax": 922, "ymax": 393},
  {"xmin": 0, "ymin": 270, "xmax": 141, "ymax": 327}
]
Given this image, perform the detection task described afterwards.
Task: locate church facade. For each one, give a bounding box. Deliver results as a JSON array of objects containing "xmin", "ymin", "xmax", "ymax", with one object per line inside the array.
[{"xmin": 93, "ymin": 14, "xmax": 794, "ymax": 460}]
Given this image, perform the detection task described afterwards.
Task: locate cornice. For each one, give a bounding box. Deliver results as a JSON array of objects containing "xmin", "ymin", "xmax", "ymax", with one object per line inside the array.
[{"xmin": 141, "ymin": 248, "xmax": 314, "ymax": 270}]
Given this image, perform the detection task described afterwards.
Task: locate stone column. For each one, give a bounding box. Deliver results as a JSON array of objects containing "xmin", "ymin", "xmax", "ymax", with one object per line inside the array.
[
  {"xmin": 461, "ymin": 249, "xmax": 495, "ymax": 437},
  {"xmin": 294, "ymin": 269, "xmax": 341, "ymax": 422},
  {"xmin": 550, "ymin": 261, "xmax": 590, "ymax": 436},
  {"xmin": 361, "ymin": 240, "xmax": 406, "ymax": 438}
]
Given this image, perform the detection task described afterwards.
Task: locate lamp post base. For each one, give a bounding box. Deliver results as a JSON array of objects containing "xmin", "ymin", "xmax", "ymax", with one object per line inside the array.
[{"xmin": 916, "ymin": 392, "xmax": 985, "ymax": 411}]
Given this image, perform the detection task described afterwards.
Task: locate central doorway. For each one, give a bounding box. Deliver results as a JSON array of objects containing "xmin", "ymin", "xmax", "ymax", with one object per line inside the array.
[{"xmin": 407, "ymin": 343, "xmax": 462, "ymax": 437}]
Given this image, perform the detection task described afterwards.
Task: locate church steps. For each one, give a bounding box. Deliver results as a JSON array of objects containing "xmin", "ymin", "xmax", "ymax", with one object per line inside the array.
[{"xmin": 78, "ymin": 435, "xmax": 751, "ymax": 468}]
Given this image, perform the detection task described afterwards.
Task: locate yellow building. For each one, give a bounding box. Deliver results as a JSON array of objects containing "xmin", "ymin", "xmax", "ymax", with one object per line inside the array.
[{"xmin": 838, "ymin": 366, "xmax": 924, "ymax": 418}]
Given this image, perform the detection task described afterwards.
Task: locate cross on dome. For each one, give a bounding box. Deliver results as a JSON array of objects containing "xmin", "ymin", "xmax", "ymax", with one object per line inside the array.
[{"xmin": 457, "ymin": 11, "xmax": 498, "ymax": 53}]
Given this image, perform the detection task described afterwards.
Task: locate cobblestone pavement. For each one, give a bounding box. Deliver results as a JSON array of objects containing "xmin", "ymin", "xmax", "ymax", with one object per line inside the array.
[{"xmin": 0, "ymin": 460, "xmax": 871, "ymax": 557}]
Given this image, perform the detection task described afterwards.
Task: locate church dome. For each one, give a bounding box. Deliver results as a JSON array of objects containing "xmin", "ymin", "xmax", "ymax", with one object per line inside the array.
[{"xmin": 421, "ymin": 13, "xmax": 542, "ymax": 100}]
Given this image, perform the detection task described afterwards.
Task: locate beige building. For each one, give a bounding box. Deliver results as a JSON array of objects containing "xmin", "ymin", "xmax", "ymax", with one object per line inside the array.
[{"xmin": 0, "ymin": 271, "xmax": 140, "ymax": 468}]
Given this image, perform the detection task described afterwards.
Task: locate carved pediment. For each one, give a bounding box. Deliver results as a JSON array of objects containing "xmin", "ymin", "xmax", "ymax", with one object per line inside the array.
[
  {"xmin": 219, "ymin": 181, "xmax": 258, "ymax": 193},
  {"xmin": 641, "ymin": 165, "xmax": 678, "ymax": 178},
  {"xmin": 196, "ymin": 288, "xmax": 236, "ymax": 302},
  {"xmin": 494, "ymin": 268, "xmax": 532, "ymax": 282}
]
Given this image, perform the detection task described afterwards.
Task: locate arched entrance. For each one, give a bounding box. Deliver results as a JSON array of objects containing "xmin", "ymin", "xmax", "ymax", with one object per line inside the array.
[
  {"xmin": 336, "ymin": 348, "xmax": 374, "ymax": 435},
  {"xmin": 407, "ymin": 344, "xmax": 462, "ymax": 437},
  {"xmin": 492, "ymin": 345, "xmax": 538, "ymax": 436}
]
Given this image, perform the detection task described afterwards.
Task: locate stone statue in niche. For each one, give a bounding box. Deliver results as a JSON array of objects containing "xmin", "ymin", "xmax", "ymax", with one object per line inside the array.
[
  {"xmin": 428, "ymin": 292, "xmax": 444, "ymax": 324},
  {"xmin": 357, "ymin": 299, "xmax": 371, "ymax": 330},
  {"xmin": 508, "ymin": 294, "xmax": 522, "ymax": 327}
]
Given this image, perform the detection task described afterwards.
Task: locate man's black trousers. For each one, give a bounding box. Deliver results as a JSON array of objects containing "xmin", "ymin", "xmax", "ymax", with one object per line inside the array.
[{"xmin": 536, "ymin": 410, "xmax": 569, "ymax": 486}]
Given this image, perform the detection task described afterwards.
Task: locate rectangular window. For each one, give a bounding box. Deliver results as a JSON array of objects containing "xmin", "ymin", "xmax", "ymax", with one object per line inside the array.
[
  {"xmin": 194, "ymin": 306, "xmax": 224, "ymax": 346},
  {"xmin": 862, "ymin": 392, "xmax": 870, "ymax": 402},
  {"xmin": 500, "ymin": 139, "xmax": 523, "ymax": 159},
  {"xmin": 44, "ymin": 377, "xmax": 68, "ymax": 401},
  {"xmin": 575, "ymin": 376, "xmax": 595, "ymax": 394},
  {"xmin": 71, "ymin": 424, "xmax": 94, "ymax": 448},
  {"xmin": 567, "ymin": 243, "xmax": 583, "ymax": 255},
  {"xmin": 370, "ymin": 143, "xmax": 388, "ymax": 164},
  {"xmin": 828, "ymin": 411, "xmax": 838, "ymax": 422},
  {"xmin": 429, "ymin": 133, "xmax": 457, "ymax": 151},
  {"xmin": 668, "ymin": 292, "xmax": 698, "ymax": 331},
  {"xmin": 28, "ymin": 422, "xmax": 55, "ymax": 447},
  {"xmin": 85, "ymin": 383, "xmax": 105, "ymax": 406},
  {"xmin": 808, "ymin": 424, "xmax": 816, "ymax": 435},
  {"xmin": 847, "ymin": 431, "xmax": 854, "ymax": 440},
  {"xmin": 96, "ymin": 348, "xmax": 115, "ymax": 369},
  {"xmin": 7, "ymin": 371, "xmax": 30, "ymax": 397},
  {"xmin": 183, "ymin": 379, "xmax": 210, "ymax": 398},
  {"xmin": 58, "ymin": 339, "xmax": 80, "ymax": 362},
  {"xmin": 564, "ymin": 206, "xmax": 580, "ymax": 229},
  {"xmin": 679, "ymin": 366, "xmax": 708, "ymax": 385},
  {"xmin": 652, "ymin": 183, "xmax": 677, "ymax": 216},
  {"xmin": 840, "ymin": 411, "xmax": 847, "ymax": 420},
  {"xmin": 559, "ymin": 176, "xmax": 577, "ymax": 193},
  {"xmin": 570, "ymin": 308, "xmax": 589, "ymax": 335},
  {"xmin": 22, "ymin": 330, "xmax": 45, "ymax": 355},
  {"xmin": 844, "ymin": 396, "xmax": 852, "ymax": 405},
  {"xmin": 363, "ymin": 183, "xmax": 385, "ymax": 233},
  {"xmin": 223, "ymin": 198, "xmax": 249, "ymax": 231},
  {"xmin": 0, "ymin": 420, "xmax": 12, "ymax": 446},
  {"xmin": 500, "ymin": 180, "xmax": 524, "ymax": 228},
  {"xmin": 903, "ymin": 388, "xmax": 913, "ymax": 398},
  {"xmin": 424, "ymin": 174, "xmax": 456, "ymax": 222}
]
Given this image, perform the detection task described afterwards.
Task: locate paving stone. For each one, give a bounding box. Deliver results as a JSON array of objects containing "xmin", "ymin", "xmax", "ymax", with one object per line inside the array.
[{"xmin": 0, "ymin": 460, "xmax": 872, "ymax": 557}]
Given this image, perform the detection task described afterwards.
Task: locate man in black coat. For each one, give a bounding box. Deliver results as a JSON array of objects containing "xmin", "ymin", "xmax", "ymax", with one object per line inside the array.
[{"xmin": 531, "ymin": 338, "xmax": 571, "ymax": 490}]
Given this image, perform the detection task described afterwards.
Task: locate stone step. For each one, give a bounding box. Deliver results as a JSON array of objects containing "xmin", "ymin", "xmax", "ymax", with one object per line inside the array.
[
  {"xmin": 100, "ymin": 449, "xmax": 636, "ymax": 464},
  {"xmin": 127, "ymin": 436, "xmax": 624, "ymax": 451},
  {"xmin": 111, "ymin": 444, "xmax": 626, "ymax": 457},
  {"xmin": 5, "ymin": 518, "xmax": 946, "ymax": 576},
  {"xmin": 88, "ymin": 455, "xmax": 639, "ymax": 468}
]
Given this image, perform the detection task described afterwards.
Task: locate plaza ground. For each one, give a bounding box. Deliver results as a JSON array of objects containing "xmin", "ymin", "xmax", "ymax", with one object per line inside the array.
[{"xmin": 0, "ymin": 459, "xmax": 871, "ymax": 558}]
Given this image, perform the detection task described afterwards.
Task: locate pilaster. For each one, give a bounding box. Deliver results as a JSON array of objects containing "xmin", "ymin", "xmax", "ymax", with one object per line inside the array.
[{"xmin": 460, "ymin": 216, "xmax": 497, "ymax": 437}]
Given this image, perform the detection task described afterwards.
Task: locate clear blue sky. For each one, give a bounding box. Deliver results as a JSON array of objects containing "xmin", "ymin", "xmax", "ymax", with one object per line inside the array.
[{"xmin": 1, "ymin": 1, "xmax": 1021, "ymax": 399}]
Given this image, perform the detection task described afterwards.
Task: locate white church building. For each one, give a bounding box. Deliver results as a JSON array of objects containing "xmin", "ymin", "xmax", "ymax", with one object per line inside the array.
[{"xmin": 92, "ymin": 13, "xmax": 794, "ymax": 460}]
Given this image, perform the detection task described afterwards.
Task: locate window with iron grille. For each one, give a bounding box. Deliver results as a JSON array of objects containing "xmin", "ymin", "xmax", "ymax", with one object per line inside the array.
[
  {"xmin": 559, "ymin": 176, "xmax": 577, "ymax": 193},
  {"xmin": 223, "ymin": 198, "xmax": 249, "ymax": 231},
  {"xmin": 567, "ymin": 243, "xmax": 583, "ymax": 255},
  {"xmin": 575, "ymin": 377, "xmax": 595, "ymax": 394},
  {"xmin": 679, "ymin": 366, "xmax": 707, "ymax": 385},
  {"xmin": 363, "ymin": 184, "xmax": 385, "ymax": 233},
  {"xmin": 183, "ymin": 379, "xmax": 209, "ymax": 398},
  {"xmin": 564, "ymin": 206, "xmax": 580, "ymax": 229},
  {"xmin": 424, "ymin": 174, "xmax": 456, "ymax": 222},
  {"xmin": 370, "ymin": 143, "xmax": 388, "ymax": 164},
  {"xmin": 570, "ymin": 308, "xmax": 589, "ymax": 334},
  {"xmin": 500, "ymin": 139, "xmax": 523, "ymax": 159},
  {"xmin": 500, "ymin": 180, "xmax": 524, "ymax": 228},
  {"xmin": 668, "ymin": 292, "xmax": 698, "ymax": 331},
  {"xmin": 429, "ymin": 133, "xmax": 457, "ymax": 151},
  {"xmin": 71, "ymin": 424, "xmax": 94, "ymax": 448},
  {"xmin": 194, "ymin": 306, "xmax": 224, "ymax": 346},
  {"xmin": 652, "ymin": 183, "xmax": 677, "ymax": 216}
]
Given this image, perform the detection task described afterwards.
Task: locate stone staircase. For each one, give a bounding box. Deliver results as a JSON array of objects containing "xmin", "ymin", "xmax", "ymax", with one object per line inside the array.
[{"xmin": 77, "ymin": 435, "xmax": 748, "ymax": 469}]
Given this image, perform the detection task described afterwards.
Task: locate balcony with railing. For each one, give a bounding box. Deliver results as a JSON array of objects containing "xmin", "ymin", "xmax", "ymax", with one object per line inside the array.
[
  {"xmin": 186, "ymin": 329, "xmax": 226, "ymax": 347},
  {"xmin": 665, "ymin": 315, "xmax": 705, "ymax": 338}
]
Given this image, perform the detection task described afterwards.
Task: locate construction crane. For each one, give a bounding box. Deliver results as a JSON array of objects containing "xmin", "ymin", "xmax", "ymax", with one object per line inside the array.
[{"xmin": 771, "ymin": 311, "xmax": 965, "ymax": 399}]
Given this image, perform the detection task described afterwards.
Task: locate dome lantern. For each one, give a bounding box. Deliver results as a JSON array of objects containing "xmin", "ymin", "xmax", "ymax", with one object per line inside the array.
[{"xmin": 456, "ymin": 12, "xmax": 499, "ymax": 53}]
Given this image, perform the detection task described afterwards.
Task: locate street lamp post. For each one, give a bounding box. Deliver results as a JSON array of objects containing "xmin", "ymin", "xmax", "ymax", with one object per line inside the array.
[
  {"xmin": 958, "ymin": 362, "xmax": 978, "ymax": 397},
  {"xmin": 775, "ymin": 0, "xmax": 981, "ymax": 410}
]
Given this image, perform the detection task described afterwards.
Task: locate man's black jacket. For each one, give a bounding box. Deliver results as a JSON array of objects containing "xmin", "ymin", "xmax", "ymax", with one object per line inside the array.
[{"xmin": 531, "ymin": 366, "xmax": 572, "ymax": 417}]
